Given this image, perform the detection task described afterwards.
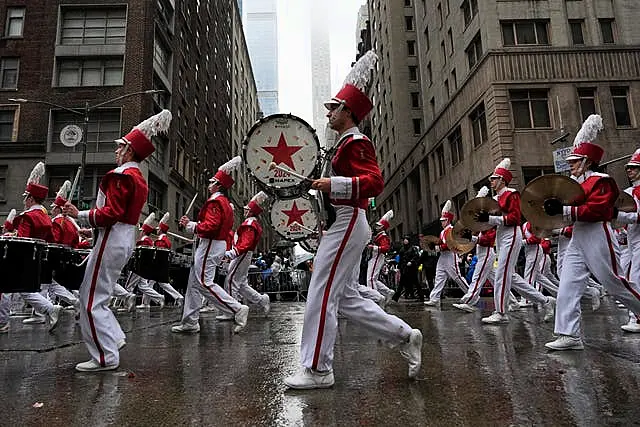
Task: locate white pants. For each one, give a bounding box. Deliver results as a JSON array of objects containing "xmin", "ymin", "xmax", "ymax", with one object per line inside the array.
[
  {"xmin": 460, "ymin": 246, "xmax": 495, "ymax": 306},
  {"xmin": 428, "ymin": 251, "xmax": 468, "ymax": 302},
  {"xmin": 143, "ymin": 282, "xmax": 183, "ymax": 304},
  {"xmin": 537, "ymin": 254, "xmax": 559, "ymax": 296},
  {"xmin": 79, "ymin": 223, "xmax": 134, "ymax": 367},
  {"xmin": 224, "ymin": 250, "xmax": 265, "ymax": 307},
  {"xmin": 555, "ymin": 221, "xmax": 640, "ymax": 337},
  {"xmin": 126, "ymin": 272, "xmax": 163, "ymax": 304},
  {"xmin": 366, "ymin": 251, "xmax": 393, "ymax": 296},
  {"xmin": 20, "ymin": 292, "xmax": 54, "ymax": 315},
  {"xmin": 180, "ymin": 238, "xmax": 243, "ymax": 326},
  {"xmin": 558, "ymin": 234, "xmax": 601, "ymax": 293},
  {"xmin": 112, "ymin": 282, "xmax": 131, "ymax": 297},
  {"xmin": 43, "ymin": 280, "xmax": 78, "ymax": 305},
  {"xmin": 300, "ymin": 206, "xmax": 413, "ymax": 371},
  {"xmin": 0, "ymin": 293, "xmax": 10, "ymax": 324}
]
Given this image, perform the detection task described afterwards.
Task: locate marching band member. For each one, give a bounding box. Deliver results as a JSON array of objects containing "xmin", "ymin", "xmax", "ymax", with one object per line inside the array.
[
  {"xmin": 141, "ymin": 212, "xmax": 184, "ymax": 307},
  {"xmin": 519, "ymin": 222, "xmax": 558, "ymax": 304},
  {"xmin": 223, "ymin": 191, "xmax": 271, "ymax": 315},
  {"xmin": 14, "ymin": 162, "xmax": 62, "ymax": 331},
  {"xmin": 359, "ymin": 210, "xmax": 394, "ymax": 306},
  {"xmin": 0, "ymin": 209, "xmax": 16, "ymax": 332},
  {"xmin": 284, "ymin": 51, "xmax": 422, "ymax": 389},
  {"xmin": 454, "ymin": 187, "xmax": 497, "ymax": 313},
  {"xmin": 544, "ymin": 115, "xmax": 640, "ymax": 350},
  {"xmin": 172, "ymin": 156, "xmax": 250, "ymax": 334},
  {"xmin": 424, "ymin": 200, "xmax": 469, "ymax": 306},
  {"xmin": 475, "ymin": 158, "xmax": 556, "ymax": 324},
  {"xmin": 64, "ymin": 109, "xmax": 171, "ymax": 371}
]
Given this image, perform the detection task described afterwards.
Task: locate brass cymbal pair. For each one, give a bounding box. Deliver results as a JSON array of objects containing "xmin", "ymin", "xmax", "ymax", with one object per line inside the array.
[{"xmin": 520, "ymin": 175, "xmax": 585, "ymax": 229}]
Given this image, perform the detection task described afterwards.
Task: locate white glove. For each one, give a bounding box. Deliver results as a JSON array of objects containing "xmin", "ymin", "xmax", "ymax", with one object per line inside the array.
[
  {"xmin": 225, "ymin": 249, "xmax": 238, "ymax": 260},
  {"xmin": 407, "ymin": 262, "xmax": 412, "ymax": 267},
  {"xmin": 186, "ymin": 221, "xmax": 197, "ymax": 233}
]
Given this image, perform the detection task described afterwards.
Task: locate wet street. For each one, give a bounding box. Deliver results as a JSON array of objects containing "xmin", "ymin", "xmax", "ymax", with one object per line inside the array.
[{"xmin": 2, "ymin": 298, "xmax": 640, "ymax": 426}]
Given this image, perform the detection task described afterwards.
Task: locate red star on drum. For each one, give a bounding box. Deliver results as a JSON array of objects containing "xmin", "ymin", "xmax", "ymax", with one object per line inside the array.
[
  {"xmin": 281, "ymin": 201, "xmax": 309, "ymax": 227},
  {"xmin": 262, "ymin": 133, "xmax": 303, "ymax": 170}
]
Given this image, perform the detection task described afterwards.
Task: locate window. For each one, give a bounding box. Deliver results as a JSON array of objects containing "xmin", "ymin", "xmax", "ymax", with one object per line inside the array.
[
  {"xmin": 449, "ymin": 126, "xmax": 463, "ymax": 165},
  {"xmin": 411, "ymin": 92, "xmax": 420, "ymax": 108},
  {"xmin": 569, "ymin": 20, "xmax": 584, "ymax": 45},
  {"xmin": 404, "ymin": 0, "xmax": 411, "ymax": 5},
  {"xmin": 441, "ymin": 41, "xmax": 446, "ymax": 63},
  {"xmin": 461, "ymin": 0, "xmax": 478, "ymax": 28},
  {"xmin": 577, "ymin": 88, "xmax": 597, "ymax": 121},
  {"xmin": 407, "ymin": 40, "xmax": 416, "ymax": 56},
  {"xmin": 599, "ymin": 19, "xmax": 615, "ymax": 44},
  {"xmin": 435, "ymin": 145, "xmax": 445, "ymax": 177},
  {"xmin": 437, "ymin": 3, "xmax": 443, "ymax": 28},
  {"xmin": 5, "ymin": 7, "xmax": 25, "ymax": 37},
  {"xmin": 522, "ymin": 167, "xmax": 555, "ymax": 185},
  {"xmin": 427, "ymin": 62, "xmax": 432, "ymax": 86},
  {"xmin": 148, "ymin": 176, "xmax": 166, "ymax": 212},
  {"xmin": 510, "ymin": 89, "xmax": 551, "ymax": 129},
  {"xmin": 405, "ymin": 16, "xmax": 414, "ymax": 31},
  {"xmin": 452, "ymin": 190, "xmax": 468, "ymax": 218},
  {"xmin": 611, "ymin": 87, "xmax": 631, "ymax": 127},
  {"xmin": 409, "ymin": 65, "xmax": 418, "ymax": 81},
  {"xmin": 0, "ymin": 111, "xmax": 15, "ymax": 142},
  {"xmin": 451, "ymin": 69, "xmax": 457, "ymax": 91},
  {"xmin": 444, "ymin": 79, "xmax": 449, "ymax": 99},
  {"xmin": 430, "ymin": 97, "xmax": 436, "ymax": 118},
  {"xmin": 448, "ymin": 28, "xmax": 454, "ymax": 54},
  {"xmin": 0, "ymin": 58, "xmax": 19, "ymax": 89},
  {"xmin": 154, "ymin": 37, "xmax": 171, "ymax": 77},
  {"xmin": 57, "ymin": 58, "xmax": 123, "ymax": 87},
  {"xmin": 413, "ymin": 118, "xmax": 422, "ymax": 135},
  {"xmin": 60, "ymin": 8, "xmax": 127, "ymax": 45},
  {"xmin": 149, "ymin": 135, "xmax": 168, "ymax": 168},
  {"xmin": 502, "ymin": 21, "xmax": 549, "ymax": 46},
  {"xmin": 466, "ymin": 33, "xmax": 482, "ymax": 69},
  {"xmin": 51, "ymin": 109, "xmax": 121, "ymax": 152},
  {"xmin": 424, "ymin": 26, "xmax": 430, "ymax": 51},
  {"xmin": 469, "ymin": 103, "xmax": 488, "ymax": 147}
]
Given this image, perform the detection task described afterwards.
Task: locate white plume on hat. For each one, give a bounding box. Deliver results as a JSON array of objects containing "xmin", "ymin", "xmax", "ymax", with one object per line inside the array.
[
  {"xmin": 143, "ymin": 212, "xmax": 156, "ymax": 226},
  {"xmin": 159, "ymin": 212, "xmax": 170, "ymax": 225},
  {"xmin": 250, "ymin": 191, "xmax": 269, "ymax": 206},
  {"xmin": 343, "ymin": 50, "xmax": 378, "ymax": 91},
  {"xmin": 476, "ymin": 186, "xmax": 490, "ymax": 198},
  {"xmin": 134, "ymin": 109, "xmax": 172, "ymax": 139},
  {"xmin": 441, "ymin": 200, "xmax": 452, "ymax": 215},
  {"xmin": 573, "ymin": 114, "xmax": 603, "ymax": 148},
  {"xmin": 219, "ymin": 156, "xmax": 242, "ymax": 173},
  {"xmin": 56, "ymin": 180, "xmax": 71, "ymax": 200},
  {"xmin": 6, "ymin": 209, "xmax": 16, "ymax": 224},
  {"xmin": 495, "ymin": 158, "xmax": 510, "ymax": 170},
  {"xmin": 27, "ymin": 162, "xmax": 45, "ymax": 185}
]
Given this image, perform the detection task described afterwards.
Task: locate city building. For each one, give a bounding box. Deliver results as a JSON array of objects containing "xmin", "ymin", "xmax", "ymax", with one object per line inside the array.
[
  {"xmin": 0, "ymin": 1, "xmax": 259, "ymax": 240},
  {"xmin": 310, "ymin": 2, "xmax": 332, "ymax": 146},
  {"xmin": 369, "ymin": 0, "xmax": 640, "ymax": 241},
  {"xmin": 244, "ymin": 0, "xmax": 279, "ymax": 116}
]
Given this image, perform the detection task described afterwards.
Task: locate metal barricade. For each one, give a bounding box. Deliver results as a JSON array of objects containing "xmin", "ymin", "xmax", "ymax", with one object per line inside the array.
[{"xmin": 248, "ymin": 268, "xmax": 312, "ymax": 301}]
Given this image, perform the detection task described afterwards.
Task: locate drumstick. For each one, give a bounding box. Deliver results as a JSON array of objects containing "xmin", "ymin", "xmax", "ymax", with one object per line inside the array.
[
  {"xmin": 167, "ymin": 231, "xmax": 195, "ymax": 242},
  {"xmin": 184, "ymin": 193, "xmax": 198, "ymax": 217},
  {"xmin": 293, "ymin": 221, "xmax": 316, "ymax": 233},
  {"xmin": 68, "ymin": 166, "xmax": 82, "ymax": 204},
  {"xmin": 269, "ymin": 162, "xmax": 313, "ymax": 182}
]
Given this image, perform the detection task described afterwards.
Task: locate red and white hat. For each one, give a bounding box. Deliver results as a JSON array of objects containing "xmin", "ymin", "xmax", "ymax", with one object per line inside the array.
[
  {"xmin": 245, "ymin": 191, "xmax": 269, "ymax": 216},
  {"xmin": 324, "ymin": 50, "xmax": 378, "ymax": 122},
  {"xmin": 116, "ymin": 109, "xmax": 172, "ymax": 161},
  {"xmin": 158, "ymin": 212, "xmax": 170, "ymax": 233},
  {"xmin": 476, "ymin": 186, "xmax": 490, "ymax": 198},
  {"xmin": 376, "ymin": 210, "xmax": 394, "ymax": 230},
  {"xmin": 51, "ymin": 180, "xmax": 71, "ymax": 208},
  {"xmin": 490, "ymin": 158, "xmax": 513, "ymax": 184},
  {"xmin": 566, "ymin": 114, "xmax": 604, "ymax": 164},
  {"xmin": 3, "ymin": 208, "xmax": 16, "ymax": 232},
  {"xmin": 440, "ymin": 200, "xmax": 454, "ymax": 222},
  {"xmin": 141, "ymin": 212, "xmax": 156, "ymax": 235},
  {"xmin": 626, "ymin": 148, "xmax": 640, "ymax": 168},
  {"xmin": 211, "ymin": 156, "xmax": 242, "ymax": 189},
  {"xmin": 23, "ymin": 161, "xmax": 48, "ymax": 201}
]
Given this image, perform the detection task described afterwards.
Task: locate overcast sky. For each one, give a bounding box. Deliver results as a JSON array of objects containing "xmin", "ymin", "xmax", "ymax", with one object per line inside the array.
[{"xmin": 276, "ymin": 0, "xmax": 366, "ymax": 125}]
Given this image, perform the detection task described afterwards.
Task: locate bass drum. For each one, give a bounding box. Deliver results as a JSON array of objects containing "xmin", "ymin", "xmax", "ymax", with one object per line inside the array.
[
  {"xmin": 271, "ymin": 196, "xmax": 318, "ymax": 242},
  {"xmin": 243, "ymin": 114, "xmax": 320, "ymax": 199},
  {"xmin": 0, "ymin": 237, "xmax": 46, "ymax": 292}
]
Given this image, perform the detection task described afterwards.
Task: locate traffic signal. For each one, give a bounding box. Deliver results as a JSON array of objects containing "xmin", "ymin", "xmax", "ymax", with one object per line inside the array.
[{"xmin": 369, "ymin": 197, "xmax": 376, "ymax": 209}]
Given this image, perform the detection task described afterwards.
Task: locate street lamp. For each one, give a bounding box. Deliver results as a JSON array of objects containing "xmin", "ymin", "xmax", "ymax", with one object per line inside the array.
[{"xmin": 9, "ymin": 89, "xmax": 164, "ymax": 205}]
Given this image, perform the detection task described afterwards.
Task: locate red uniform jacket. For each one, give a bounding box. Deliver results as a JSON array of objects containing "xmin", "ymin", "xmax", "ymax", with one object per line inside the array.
[
  {"xmin": 564, "ymin": 173, "xmax": 618, "ymax": 222},
  {"xmin": 195, "ymin": 193, "xmax": 234, "ymax": 240},
  {"xmin": 561, "ymin": 226, "xmax": 573, "ymax": 239},
  {"xmin": 541, "ymin": 238, "xmax": 551, "ymax": 254},
  {"xmin": 16, "ymin": 206, "xmax": 53, "ymax": 241},
  {"xmin": 522, "ymin": 221, "xmax": 542, "ymax": 245},
  {"xmin": 330, "ymin": 132, "xmax": 384, "ymax": 209},
  {"xmin": 495, "ymin": 189, "xmax": 521, "ymax": 226},
  {"xmin": 226, "ymin": 230, "xmax": 234, "ymax": 251},
  {"xmin": 136, "ymin": 235, "xmax": 154, "ymax": 247},
  {"xmin": 85, "ymin": 165, "xmax": 148, "ymax": 228},
  {"xmin": 154, "ymin": 234, "xmax": 171, "ymax": 249},
  {"xmin": 51, "ymin": 214, "xmax": 80, "ymax": 247},
  {"xmin": 438, "ymin": 224, "xmax": 453, "ymax": 251},
  {"xmin": 233, "ymin": 217, "xmax": 263, "ymax": 255},
  {"xmin": 477, "ymin": 227, "xmax": 496, "ymax": 247},
  {"xmin": 373, "ymin": 231, "xmax": 391, "ymax": 253}
]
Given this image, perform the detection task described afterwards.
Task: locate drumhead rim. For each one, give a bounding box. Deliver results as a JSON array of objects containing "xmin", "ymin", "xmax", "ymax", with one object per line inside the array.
[{"xmin": 270, "ymin": 196, "xmax": 319, "ymax": 242}]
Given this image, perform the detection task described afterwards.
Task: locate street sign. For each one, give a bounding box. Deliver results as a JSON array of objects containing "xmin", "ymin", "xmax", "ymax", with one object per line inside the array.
[
  {"xmin": 59, "ymin": 124, "xmax": 83, "ymax": 147},
  {"xmin": 553, "ymin": 147, "xmax": 573, "ymax": 173}
]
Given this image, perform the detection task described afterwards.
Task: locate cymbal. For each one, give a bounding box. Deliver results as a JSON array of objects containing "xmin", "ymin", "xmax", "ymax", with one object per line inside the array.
[
  {"xmin": 460, "ymin": 198, "xmax": 500, "ymax": 232},
  {"xmin": 521, "ymin": 175, "xmax": 585, "ymax": 229},
  {"xmin": 616, "ymin": 191, "xmax": 637, "ymax": 213},
  {"xmin": 447, "ymin": 224, "xmax": 475, "ymax": 254},
  {"xmin": 419, "ymin": 235, "xmax": 440, "ymax": 251}
]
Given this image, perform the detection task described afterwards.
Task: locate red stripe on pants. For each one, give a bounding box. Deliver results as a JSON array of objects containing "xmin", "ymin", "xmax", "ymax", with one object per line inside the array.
[
  {"xmin": 312, "ymin": 208, "xmax": 359, "ymax": 370},
  {"xmin": 87, "ymin": 227, "xmax": 111, "ymax": 367},
  {"xmin": 603, "ymin": 223, "xmax": 640, "ymax": 301},
  {"xmin": 470, "ymin": 246, "xmax": 490, "ymax": 300},
  {"xmin": 500, "ymin": 227, "xmax": 518, "ymax": 313},
  {"xmin": 370, "ymin": 254, "xmax": 381, "ymax": 288},
  {"xmin": 200, "ymin": 240, "xmax": 236, "ymax": 314}
]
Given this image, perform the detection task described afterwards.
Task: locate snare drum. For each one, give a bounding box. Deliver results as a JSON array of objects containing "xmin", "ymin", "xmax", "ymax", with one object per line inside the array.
[
  {"xmin": 41, "ymin": 243, "xmax": 72, "ymax": 284},
  {"xmin": 270, "ymin": 196, "xmax": 318, "ymax": 242},
  {"xmin": 132, "ymin": 246, "xmax": 171, "ymax": 283},
  {"xmin": 55, "ymin": 249, "xmax": 90, "ymax": 290},
  {"xmin": 243, "ymin": 114, "xmax": 321, "ymax": 199},
  {"xmin": 0, "ymin": 236, "xmax": 47, "ymax": 293}
]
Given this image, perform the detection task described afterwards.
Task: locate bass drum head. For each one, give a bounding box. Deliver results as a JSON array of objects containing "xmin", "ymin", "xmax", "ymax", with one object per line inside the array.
[
  {"xmin": 243, "ymin": 114, "xmax": 320, "ymax": 199},
  {"xmin": 271, "ymin": 196, "xmax": 318, "ymax": 242}
]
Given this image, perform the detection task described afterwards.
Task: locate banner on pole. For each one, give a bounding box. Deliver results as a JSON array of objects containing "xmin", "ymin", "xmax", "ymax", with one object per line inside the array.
[{"xmin": 553, "ymin": 147, "xmax": 573, "ymax": 173}]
